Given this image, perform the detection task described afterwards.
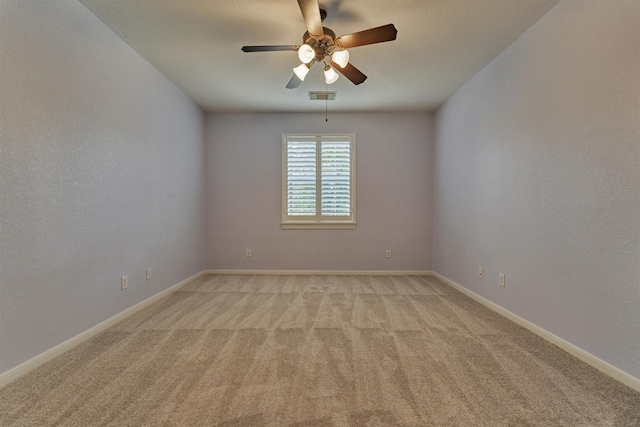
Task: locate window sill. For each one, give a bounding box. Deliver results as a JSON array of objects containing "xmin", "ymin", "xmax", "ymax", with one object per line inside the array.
[{"xmin": 281, "ymin": 222, "xmax": 356, "ymax": 230}]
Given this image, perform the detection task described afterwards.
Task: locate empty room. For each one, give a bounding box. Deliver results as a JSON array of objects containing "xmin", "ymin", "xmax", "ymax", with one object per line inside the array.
[{"xmin": 1, "ymin": 0, "xmax": 639, "ymax": 425}]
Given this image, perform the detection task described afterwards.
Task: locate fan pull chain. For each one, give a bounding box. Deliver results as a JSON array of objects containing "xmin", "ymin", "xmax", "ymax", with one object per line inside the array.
[{"xmin": 325, "ymin": 83, "xmax": 328, "ymax": 122}]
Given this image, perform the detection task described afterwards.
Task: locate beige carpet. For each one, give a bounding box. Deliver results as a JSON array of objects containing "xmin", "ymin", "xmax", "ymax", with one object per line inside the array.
[{"xmin": 1, "ymin": 274, "xmax": 639, "ymax": 426}]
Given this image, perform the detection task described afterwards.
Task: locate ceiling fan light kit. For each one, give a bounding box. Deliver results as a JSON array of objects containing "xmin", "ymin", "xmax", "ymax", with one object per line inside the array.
[
  {"xmin": 293, "ymin": 62, "xmax": 311, "ymax": 81},
  {"xmin": 241, "ymin": 0, "xmax": 397, "ymax": 89},
  {"xmin": 298, "ymin": 44, "xmax": 316, "ymax": 63},
  {"xmin": 331, "ymin": 49, "xmax": 349, "ymax": 68},
  {"xmin": 324, "ymin": 65, "xmax": 339, "ymax": 84}
]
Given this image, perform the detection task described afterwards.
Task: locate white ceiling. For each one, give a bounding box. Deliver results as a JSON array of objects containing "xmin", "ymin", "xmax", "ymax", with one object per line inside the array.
[{"xmin": 78, "ymin": 0, "xmax": 560, "ymax": 113}]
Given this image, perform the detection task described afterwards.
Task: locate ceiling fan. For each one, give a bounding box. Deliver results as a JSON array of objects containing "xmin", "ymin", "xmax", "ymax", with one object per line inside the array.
[{"xmin": 241, "ymin": 0, "xmax": 397, "ymax": 89}]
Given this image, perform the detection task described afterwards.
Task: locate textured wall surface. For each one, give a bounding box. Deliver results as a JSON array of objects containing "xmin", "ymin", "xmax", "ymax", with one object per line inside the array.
[
  {"xmin": 432, "ymin": 0, "xmax": 640, "ymax": 378},
  {"xmin": 0, "ymin": 1, "xmax": 206, "ymax": 375},
  {"xmin": 206, "ymin": 113, "xmax": 432, "ymax": 271}
]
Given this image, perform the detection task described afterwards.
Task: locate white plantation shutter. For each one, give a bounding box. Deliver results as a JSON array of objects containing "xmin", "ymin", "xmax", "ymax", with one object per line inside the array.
[
  {"xmin": 286, "ymin": 138, "xmax": 316, "ymax": 216},
  {"xmin": 283, "ymin": 134, "xmax": 356, "ymax": 229},
  {"xmin": 321, "ymin": 140, "xmax": 351, "ymax": 216}
]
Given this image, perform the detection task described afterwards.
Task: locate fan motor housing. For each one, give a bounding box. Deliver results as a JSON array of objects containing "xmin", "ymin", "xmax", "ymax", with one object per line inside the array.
[{"xmin": 302, "ymin": 27, "xmax": 337, "ymax": 60}]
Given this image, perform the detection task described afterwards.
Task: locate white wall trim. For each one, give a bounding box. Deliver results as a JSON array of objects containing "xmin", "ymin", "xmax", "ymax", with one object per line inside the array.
[
  {"xmin": 433, "ymin": 272, "xmax": 640, "ymax": 393},
  {"xmin": 204, "ymin": 269, "xmax": 434, "ymax": 276},
  {"xmin": 0, "ymin": 270, "xmax": 205, "ymax": 389}
]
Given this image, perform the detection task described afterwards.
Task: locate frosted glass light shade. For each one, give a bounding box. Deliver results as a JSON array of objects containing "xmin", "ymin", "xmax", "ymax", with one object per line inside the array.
[
  {"xmin": 332, "ymin": 50, "xmax": 349, "ymax": 68},
  {"xmin": 324, "ymin": 66, "xmax": 339, "ymax": 84},
  {"xmin": 293, "ymin": 63, "xmax": 310, "ymax": 81},
  {"xmin": 297, "ymin": 44, "xmax": 315, "ymax": 64}
]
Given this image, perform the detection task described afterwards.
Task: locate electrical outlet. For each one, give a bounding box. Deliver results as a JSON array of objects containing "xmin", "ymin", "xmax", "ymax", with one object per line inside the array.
[
  {"xmin": 246, "ymin": 249, "xmax": 252, "ymax": 257},
  {"xmin": 478, "ymin": 266, "xmax": 484, "ymax": 278},
  {"xmin": 121, "ymin": 276, "xmax": 128, "ymax": 290},
  {"xmin": 146, "ymin": 268, "xmax": 151, "ymax": 280},
  {"xmin": 499, "ymin": 274, "xmax": 505, "ymax": 287},
  {"xmin": 385, "ymin": 249, "xmax": 391, "ymax": 258}
]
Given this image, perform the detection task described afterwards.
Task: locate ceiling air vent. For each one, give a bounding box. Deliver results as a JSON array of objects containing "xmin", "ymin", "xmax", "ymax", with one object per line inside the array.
[{"xmin": 308, "ymin": 91, "xmax": 337, "ymax": 101}]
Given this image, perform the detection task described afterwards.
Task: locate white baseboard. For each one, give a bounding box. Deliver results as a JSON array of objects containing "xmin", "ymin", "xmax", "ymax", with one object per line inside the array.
[
  {"xmin": 204, "ymin": 269, "xmax": 434, "ymax": 276},
  {"xmin": 7, "ymin": 269, "xmax": 635, "ymax": 394},
  {"xmin": 0, "ymin": 270, "xmax": 204, "ymax": 389},
  {"xmin": 433, "ymin": 272, "xmax": 640, "ymax": 393}
]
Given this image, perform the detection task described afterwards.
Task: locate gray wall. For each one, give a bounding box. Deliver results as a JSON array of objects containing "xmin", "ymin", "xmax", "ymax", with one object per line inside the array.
[
  {"xmin": 0, "ymin": 1, "xmax": 206, "ymax": 375},
  {"xmin": 432, "ymin": 0, "xmax": 640, "ymax": 378},
  {"xmin": 206, "ymin": 113, "xmax": 432, "ymax": 271}
]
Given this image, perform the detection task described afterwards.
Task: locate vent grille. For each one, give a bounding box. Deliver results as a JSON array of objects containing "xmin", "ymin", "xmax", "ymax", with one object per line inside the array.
[{"xmin": 308, "ymin": 91, "xmax": 337, "ymax": 101}]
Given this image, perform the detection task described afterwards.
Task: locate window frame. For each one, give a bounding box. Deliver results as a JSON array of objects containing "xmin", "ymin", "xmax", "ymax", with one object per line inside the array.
[{"xmin": 282, "ymin": 133, "xmax": 356, "ymax": 230}]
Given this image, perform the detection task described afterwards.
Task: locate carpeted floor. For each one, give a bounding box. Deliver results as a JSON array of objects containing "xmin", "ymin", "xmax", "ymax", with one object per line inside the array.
[{"xmin": 1, "ymin": 274, "xmax": 639, "ymax": 426}]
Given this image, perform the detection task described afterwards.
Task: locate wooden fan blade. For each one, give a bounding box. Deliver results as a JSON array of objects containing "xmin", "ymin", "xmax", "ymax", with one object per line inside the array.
[
  {"xmin": 241, "ymin": 45, "xmax": 299, "ymax": 52},
  {"xmin": 335, "ymin": 24, "xmax": 397, "ymax": 49},
  {"xmin": 286, "ymin": 74, "xmax": 303, "ymax": 89},
  {"xmin": 331, "ymin": 61, "xmax": 367, "ymax": 85},
  {"xmin": 297, "ymin": 0, "xmax": 324, "ymax": 39}
]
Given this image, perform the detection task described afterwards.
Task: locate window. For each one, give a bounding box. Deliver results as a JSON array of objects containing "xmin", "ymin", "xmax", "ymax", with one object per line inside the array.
[{"xmin": 282, "ymin": 134, "xmax": 356, "ymax": 229}]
